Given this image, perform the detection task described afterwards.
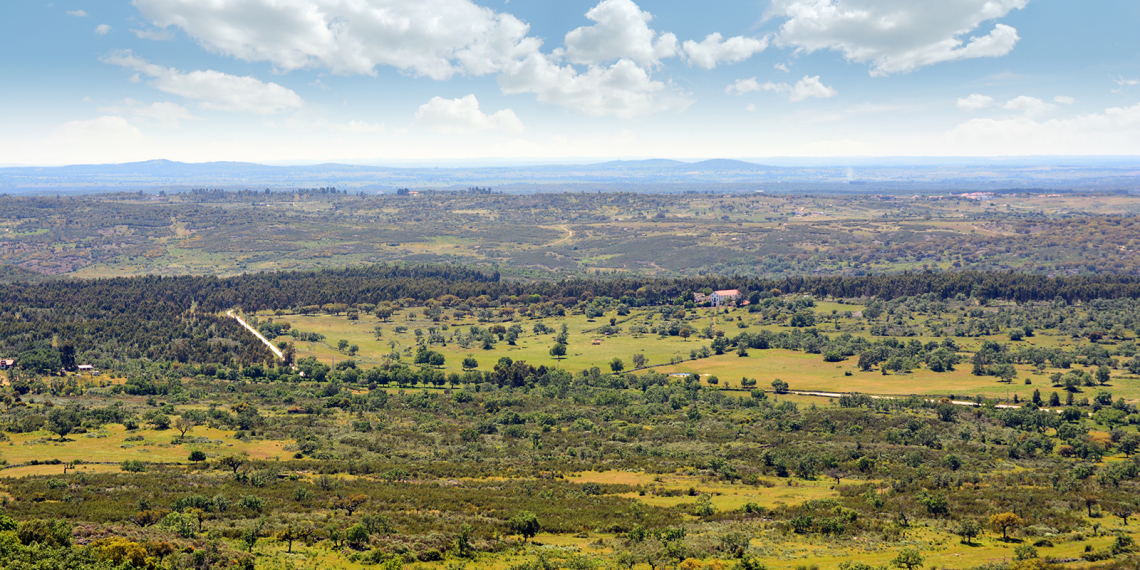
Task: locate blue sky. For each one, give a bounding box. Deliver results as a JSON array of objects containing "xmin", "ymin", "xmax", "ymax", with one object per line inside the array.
[{"xmin": 1, "ymin": 0, "xmax": 1138, "ymax": 165}]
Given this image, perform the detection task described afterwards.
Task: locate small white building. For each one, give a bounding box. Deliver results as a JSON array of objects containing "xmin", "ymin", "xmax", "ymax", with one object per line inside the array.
[
  {"xmin": 77, "ymin": 364, "xmax": 95, "ymax": 372},
  {"xmin": 710, "ymin": 289, "xmax": 741, "ymax": 306}
]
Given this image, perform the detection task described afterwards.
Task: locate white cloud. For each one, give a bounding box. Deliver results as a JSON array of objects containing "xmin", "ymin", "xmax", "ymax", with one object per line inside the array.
[
  {"xmin": 67, "ymin": 9, "xmax": 88, "ymax": 17},
  {"xmin": 132, "ymin": 0, "xmax": 746, "ymax": 117},
  {"xmin": 956, "ymin": 93, "xmax": 994, "ymax": 112},
  {"xmin": 745, "ymin": 103, "xmax": 756, "ymax": 112},
  {"xmin": 101, "ymin": 50, "xmax": 303, "ymax": 114},
  {"xmin": 415, "ymin": 95, "xmax": 523, "ymax": 134},
  {"xmin": 1053, "ymin": 95, "xmax": 1075, "ymax": 105},
  {"xmin": 1114, "ymin": 76, "xmax": 1139, "ymax": 86},
  {"xmin": 95, "ymin": 24, "xmax": 112, "ymax": 35},
  {"xmin": 561, "ymin": 0, "xmax": 678, "ymax": 67},
  {"xmin": 770, "ymin": 0, "xmax": 1027, "ymax": 76},
  {"xmin": 133, "ymin": 0, "xmax": 540, "ymax": 80},
  {"xmin": 948, "ymin": 102, "xmax": 1140, "ymax": 154},
  {"xmin": 726, "ymin": 75, "xmax": 837, "ymax": 102},
  {"xmin": 774, "ymin": 63, "xmax": 790, "ymax": 73},
  {"xmin": 682, "ymin": 33, "xmax": 767, "ymax": 69},
  {"xmin": 52, "ymin": 116, "xmax": 145, "ymax": 146},
  {"xmin": 1003, "ymin": 95, "xmax": 1055, "ymax": 117},
  {"xmin": 132, "ymin": 28, "xmax": 175, "ymax": 41},
  {"xmin": 499, "ymin": 54, "xmax": 689, "ymax": 118}
]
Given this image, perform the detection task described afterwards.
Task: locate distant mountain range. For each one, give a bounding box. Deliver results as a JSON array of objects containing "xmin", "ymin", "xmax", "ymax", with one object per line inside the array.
[{"xmin": 1, "ymin": 157, "xmax": 1138, "ymax": 194}]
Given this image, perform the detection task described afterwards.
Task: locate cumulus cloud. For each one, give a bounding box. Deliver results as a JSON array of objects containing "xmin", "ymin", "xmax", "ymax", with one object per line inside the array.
[
  {"xmin": 774, "ymin": 63, "xmax": 790, "ymax": 72},
  {"xmin": 66, "ymin": 9, "xmax": 88, "ymax": 17},
  {"xmin": 1054, "ymin": 96, "xmax": 1075, "ymax": 105},
  {"xmin": 956, "ymin": 94, "xmax": 994, "ymax": 111},
  {"xmin": 949, "ymin": 102, "xmax": 1140, "ymax": 154},
  {"xmin": 414, "ymin": 94, "xmax": 524, "ymax": 134},
  {"xmin": 133, "ymin": 0, "xmax": 540, "ymax": 80},
  {"xmin": 101, "ymin": 50, "xmax": 303, "ymax": 114},
  {"xmin": 770, "ymin": 0, "xmax": 1027, "ymax": 76},
  {"xmin": 726, "ymin": 75, "xmax": 837, "ymax": 102},
  {"xmin": 1003, "ymin": 95, "xmax": 1055, "ymax": 117},
  {"xmin": 95, "ymin": 24, "xmax": 112, "ymax": 35},
  {"xmin": 132, "ymin": 0, "xmax": 746, "ymax": 117},
  {"xmin": 561, "ymin": 0, "xmax": 678, "ymax": 67},
  {"xmin": 499, "ymin": 54, "xmax": 689, "ymax": 118},
  {"xmin": 682, "ymin": 33, "xmax": 768, "ymax": 69}
]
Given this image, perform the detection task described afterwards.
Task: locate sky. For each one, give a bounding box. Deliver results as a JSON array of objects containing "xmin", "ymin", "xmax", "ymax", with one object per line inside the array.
[{"xmin": 1, "ymin": 0, "xmax": 1138, "ymax": 166}]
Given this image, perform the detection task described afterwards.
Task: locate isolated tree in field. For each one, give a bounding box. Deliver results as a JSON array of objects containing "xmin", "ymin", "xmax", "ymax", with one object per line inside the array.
[
  {"xmin": 175, "ymin": 416, "xmax": 197, "ymax": 438},
  {"xmin": 242, "ymin": 519, "xmax": 265, "ymax": 552},
  {"xmin": 956, "ymin": 519, "xmax": 981, "ymax": 544},
  {"xmin": 188, "ymin": 450, "xmax": 207, "ymax": 462},
  {"xmin": 217, "ymin": 454, "xmax": 248, "ymax": 474},
  {"xmin": 47, "ymin": 406, "xmax": 80, "ymax": 440},
  {"xmin": 375, "ymin": 306, "xmax": 393, "ymax": 321},
  {"xmin": 332, "ymin": 493, "xmax": 369, "ymax": 516},
  {"xmin": 1097, "ymin": 365, "xmax": 1111, "ymax": 385},
  {"xmin": 509, "ymin": 511, "xmax": 541, "ymax": 542},
  {"xmin": 275, "ymin": 525, "xmax": 306, "ymax": 553},
  {"xmin": 632, "ymin": 353, "xmax": 647, "ymax": 368},
  {"xmin": 891, "ymin": 548, "xmax": 924, "ymax": 570},
  {"xmin": 429, "ymin": 352, "xmax": 445, "ymax": 368},
  {"xmin": 462, "ymin": 356, "xmax": 478, "ymax": 371},
  {"xmin": 771, "ymin": 379, "xmax": 789, "ymax": 394},
  {"xmin": 337, "ymin": 339, "xmax": 349, "ymax": 351},
  {"xmin": 1112, "ymin": 503, "xmax": 1134, "ymax": 526},
  {"xmin": 550, "ymin": 343, "xmax": 567, "ymax": 361},
  {"xmin": 989, "ymin": 512, "xmax": 1024, "ymax": 540},
  {"xmin": 610, "ymin": 358, "xmax": 624, "ymax": 372}
]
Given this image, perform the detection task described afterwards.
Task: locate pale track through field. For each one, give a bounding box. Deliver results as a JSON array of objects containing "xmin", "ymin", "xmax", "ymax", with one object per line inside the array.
[
  {"xmin": 543, "ymin": 225, "xmax": 573, "ymax": 247},
  {"xmin": 228, "ymin": 310, "xmax": 284, "ymax": 361}
]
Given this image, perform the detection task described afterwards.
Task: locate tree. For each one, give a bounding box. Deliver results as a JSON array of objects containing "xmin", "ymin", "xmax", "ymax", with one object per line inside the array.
[
  {"xmin": 242, "ymin": 519, "xmax": 265, "ymax": 552},
  {"xmin": 549, "ymin": 343, "xmax": 567, "ymax": 361},
  {"xmin": 337, "ymin": 339, "xmax": 349, "ymax": 351},
  {"xmin": 771, "ymin": 379, "xmax": 789, "ymax": 394},
  {"xmin": 462, "ymin": 356, "xmax": 478, "ymax": 371},
  {"xmin": 275, "ymin": 525, "xmax": 306, "ymax": 553},
  {"xmin": 610, "ymin": 358, "xmax": 625, "ymax": 372},
  {"xmin": 891, "ymin": 548, "xmax": 924, "ymax": 570},
  {"xmin": 508, "ymin": 511, "xmax": 541, "ymax": 542},
  {"xmin": 146, "ymin": 412, "xmax": 170, "ymax": 430},
  {"xmin": 429, "ymin": 352, "xmax": 445, "ymax": 368},
  {"xmin": 188, "ymin": 450, "xmax": 207, "ymax": 462},
  {"xmin": 956, "ymin": 519, "xmax": 981, "ymax": 544},
  {"xmin": 375, "ymin": 307, "xmax": 393, "ymax": 321},
  {"xmin": 217, "ymin": 454, "xmax": 248, "ymax": 474},
  {"xmin": 989, "ymin": 512, "xmax": 1024, "ymax": 540},
  {"xmin": 47, "ymin": 406, "xmax": 80, "ymax": 440},
  {"xmin": 1097, "ymin": 365, "xmax": 1111, "ymax": 385},
  {"xmin": 632, "ymin": 353, "xmax": 647, "ymax": 368},
  {"xmin": 174, "ymin": 416, "xmax": 197, "ymax": 438},
  {"xmin": 345, "ymin": 522, "xmax": 370, "ymax": 549},
  {"xmin": 332, "ymin": 493, "xmax": 368, "ymax": 516}
]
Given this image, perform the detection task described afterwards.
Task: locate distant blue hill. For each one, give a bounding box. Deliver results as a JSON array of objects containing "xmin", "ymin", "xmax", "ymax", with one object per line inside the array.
[{"xmin": 1, "ymin": 157, "xmax": 1137, "ymax": 194}]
